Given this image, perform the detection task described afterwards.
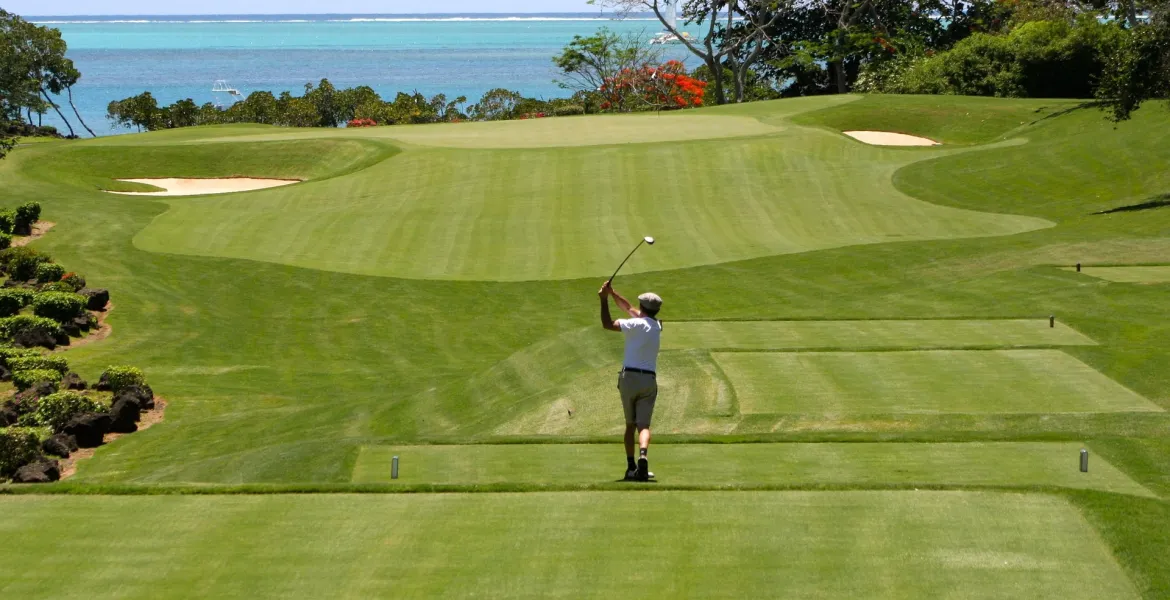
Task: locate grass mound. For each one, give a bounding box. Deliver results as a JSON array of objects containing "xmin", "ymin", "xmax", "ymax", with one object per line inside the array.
[{"xmin": 793, "ymin": 95, "xmax": 1082, "ymax": 144}]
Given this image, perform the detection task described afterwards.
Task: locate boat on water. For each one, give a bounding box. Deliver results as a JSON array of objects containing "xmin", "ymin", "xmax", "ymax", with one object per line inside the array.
[{"xmin": 649, "ymin": 0, "xmax": 692, "ymax": 45}]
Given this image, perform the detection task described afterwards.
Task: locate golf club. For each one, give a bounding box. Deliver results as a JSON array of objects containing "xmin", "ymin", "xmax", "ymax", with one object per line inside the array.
[{"xmin": 607, "ymin": 236, "xmax": 655, "ymax": 285}]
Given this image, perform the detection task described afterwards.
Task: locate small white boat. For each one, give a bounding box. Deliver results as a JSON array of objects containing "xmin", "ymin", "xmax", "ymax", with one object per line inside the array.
[
  {"xmin": 212, "ymin": 80, "xmax": 244, "ymax": 98},
  {"xmin": 649, "ymin": 0, "xmax": 692, "ymax": 45}
]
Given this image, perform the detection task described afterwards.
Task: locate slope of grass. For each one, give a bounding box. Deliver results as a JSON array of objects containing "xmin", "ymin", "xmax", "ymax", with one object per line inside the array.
[
  {"xmin": 792, "ymin": 94, "xmax": 1083, "ymax": 144},
  {"xmin": 0, "ymin": 492, "xmax": 1141, "ymax": 599}
]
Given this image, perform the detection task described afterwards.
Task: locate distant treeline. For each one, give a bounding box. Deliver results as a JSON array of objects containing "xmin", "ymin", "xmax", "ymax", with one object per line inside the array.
[{"xmin": 105, "ymin": 82, "xmax": 602, "ymax": 132}]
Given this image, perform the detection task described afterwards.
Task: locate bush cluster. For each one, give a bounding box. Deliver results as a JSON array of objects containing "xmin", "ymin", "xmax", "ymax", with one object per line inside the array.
[
  {"xmin": 32, "ymin": 291, "xmax": 86, "ymax": 322},
  {"xmin": 61, "ymin": 272, "xmax": 86, "ymax": 291},
  {"xmin": 30, "ymin": 392, "xmax": 104, "ymax": 431},
  {"xmin": 0, "ymin": 315, "xmax": 64, "ymax": 343},
  {"xmin": 0, "ymin": 210, "xmax": 14, "ymax": 235},
  {"xmin": 0, "ymin": 346, "xmax": 40, "ymax": 366},
  {"xmin": 0, "ymin": 287, "xmax": 34, "ymax": 317},
  {"xmin": 13, "ymin": 202, "xmax": 41, "ymax": 236},
  {"xmin": 0, "ymin": 427, "xmax": 41, "ymax": 478},
  {"xmin": 0, "ymin": 246, "xmax": 47, "ymax": 281},
  {"xmin": 12, "ymin": 368, "xmax": 63, "ymax": 391},
  {"xmin": 8, "ymin": 355, "xmax": 69, "ymax": 374},
  {"xmin": 102, "ymin": 366, "xmax": 145, "ymax": 393},
  {"xmin": 35, "ymin": 262, "xmax": 65, "ymax": 284}
]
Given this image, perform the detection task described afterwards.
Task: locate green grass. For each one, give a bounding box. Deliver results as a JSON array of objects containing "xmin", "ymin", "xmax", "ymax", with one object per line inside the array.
[
  {"xmin": 351, "ymin": 442, "xmax": 1152, "ymax": 495},
  {"xmin": 0, "ymin": 491, "xmax": 1141, "ymax": 599},
  {"xmin": 3, "ymin": 93, "xmax": 1170, "ymax": 596},
  {"xmin": 664, "ymin": 319, "xmax": 1095, "ymax": 350},
  {"xmin": 714, "ymin": 350, "xmax": 1162, "ymax": 415},
  {"xmin": 1067, "ymin": 266, "xmax": 1170, "ymax": 283},
  {"xmin": 792, "ymin": 94, "xmax": 1083, "ymax": 144}
]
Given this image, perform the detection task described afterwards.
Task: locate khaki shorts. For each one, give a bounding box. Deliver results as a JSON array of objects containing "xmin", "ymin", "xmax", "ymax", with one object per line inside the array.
[{"xmin": 618, "ymin": 370, "xmax": 657, "ymax": 428}]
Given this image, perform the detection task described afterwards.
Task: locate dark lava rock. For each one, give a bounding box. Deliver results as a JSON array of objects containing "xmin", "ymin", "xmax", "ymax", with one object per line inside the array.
[
  {"xmin": 63, "ymin": 412, "xmax": 111, "ymax": 448},
  {"xmin": 79, "ymin": 288, "xmax": 110, "ymax": 311},
  {"xmin": 42, "ymin": 433, "xmax": 78, "ymax": 458},
  {"xmin": 114, "ymin": 384, "xmax": 154, "ymax": 411},
  {"xmin": 62, "ymin": 321, "xmax": 82, "ymax": 337},
  {"xmin": 0, "ymin": 364, "xmax": 9, "ymax": 382},
  {"xmin": 109, "ymin": 397, "xmax": 140, "ymax": 434},
  {"xmin": 61, "ymin": 372, "xmax": 87, "ymax": 390},
  {"xmin": 72, "ymin": 314, "xmax": 93, "ymax": 331},
  {"xmin": 13, "ymin": 380, "xmax": 58, "ymax": 407},
  {"xmin": 12, "ymin": 327, "xmax": 56, "ymax": 349},
  {"xmin": 0, "ymin": 406, "xmax": 16, "ymax": 426},
  {"xmin": 13, "ymin": 459, "xmax": 60, "ymax": 483},
  {"xmin": 0, "ymin": 279, "xmax": 20, "ymax": 288}
]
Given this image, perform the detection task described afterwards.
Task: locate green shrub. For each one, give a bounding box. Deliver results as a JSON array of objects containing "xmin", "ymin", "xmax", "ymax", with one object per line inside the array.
[
  {"xmin": 0, "ymin": 288, "xmax": 34, "ymax": 317},
  {"xmin": 12, "ymin": 369, "xmax": 62, "ymax": 391},
  {"xmin": 0, "ymin": 233, "xmax": 10, "ymax": 251},
  {"xmin": 30, "ymin": 392, "xmax": 103, "ymax": 431},
  {"xmin": 13, "ymin": 202, "xmax": 41, "ymax": 235},
  {"xmin": 0, "ymin": 210, "xmax": 14, "ymax": 235},
  {"xmin": 32, "ymin": 292, "xmax": 86, "ymax": 322},
  {"xmin": 7, "ymin": 355, "xmax": 69, "ymax": 374},
  {"xmin": 0, "ymin": 346, "xmax": 41, "ymax": 366},
  {"xmin": 553, "ymin": 104, "xmax": 586, "ymax": 116},
  {"xmin": 39, "ymin": 281, "xmax": 73, "ymax": 293},
  {"xmin": 102, "ymin": 366, "xmax": 146, "ymax": 392},
  {"xmin": 61, "ymin": 272, "xmax": 86, "ymax": 291},
  {"xmin": 0, "ymin": 427, "xmax": 41, "ymax": 478},
  {"xmin": 0, "ymin": 315, "xmax": 65, "ymax": 343},
  {"xmin": 35, "ymin": 262, "xmax": 65, "ymax": 284},
  {"xmin": 0, "ymin": 247, "xmax": 47, "ymax": 281}
]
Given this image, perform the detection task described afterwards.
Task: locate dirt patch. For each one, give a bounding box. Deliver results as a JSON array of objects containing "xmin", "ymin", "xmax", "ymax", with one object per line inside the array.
[
  {"xmin": 58, "ymin": 398, "xmax": 168, "ymax": 480},
  {"xmin": 843, "ymin": 131, "xmax": 940, "ymax": 146},
  {"xmin": 11, "ymin": 221, "xmax": 55, "ymax": 247},
  {"xmin": 106, "ymin": 177, "xmax": 300, "ymax": 197}
]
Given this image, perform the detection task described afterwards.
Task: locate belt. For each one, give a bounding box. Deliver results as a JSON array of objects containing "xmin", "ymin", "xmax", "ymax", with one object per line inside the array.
[{"xmin": 622, "ymin": 367, "xmax": 656, "ymax": 376}]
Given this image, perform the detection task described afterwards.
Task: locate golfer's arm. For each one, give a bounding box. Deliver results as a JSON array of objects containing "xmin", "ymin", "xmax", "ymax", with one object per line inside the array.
[
  {"xmin": 611, "ymin": 291, "xmax": 642, "ymax": 318},
  {"xmin": 600, "ymin": 297, "xmax": 621, "ymax": 331}
]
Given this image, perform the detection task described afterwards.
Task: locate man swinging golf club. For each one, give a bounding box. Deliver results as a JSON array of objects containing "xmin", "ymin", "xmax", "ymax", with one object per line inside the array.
[{"xmin": 599, "ymin": 281, "xmax": 663, "ymax": 481}]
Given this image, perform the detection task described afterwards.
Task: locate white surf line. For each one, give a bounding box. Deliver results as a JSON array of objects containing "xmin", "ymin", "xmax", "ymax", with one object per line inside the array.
[
  {"xmin": 105, "ymin": 178, "xmax": 300, "ymax": 196},
  {"xmin": 843, "ymin": 131, "xmax": 940, "ymax": 146}
]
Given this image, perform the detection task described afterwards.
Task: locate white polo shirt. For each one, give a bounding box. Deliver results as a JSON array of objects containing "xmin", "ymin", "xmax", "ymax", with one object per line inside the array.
[{"xmin": 618, "ymin": 316, "xmax": 662, "ymax": 372}]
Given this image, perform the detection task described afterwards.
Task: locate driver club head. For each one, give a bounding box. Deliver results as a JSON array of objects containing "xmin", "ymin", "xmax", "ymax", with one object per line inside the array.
[{"xmin": 644, "ymin": 236, "xmax": 655, "ymax": 245}]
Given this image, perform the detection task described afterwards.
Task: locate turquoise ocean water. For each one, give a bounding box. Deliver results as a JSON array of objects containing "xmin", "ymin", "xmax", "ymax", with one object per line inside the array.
[{"xmin": 27, "ymin": 14, "xmax": 698, "ymax": 136}]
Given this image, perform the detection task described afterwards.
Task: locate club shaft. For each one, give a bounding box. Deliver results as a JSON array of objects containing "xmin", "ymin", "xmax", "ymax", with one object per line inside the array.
[{"xmin": 608, "ymin": 240, "xmax": 646, "ymax": 284}]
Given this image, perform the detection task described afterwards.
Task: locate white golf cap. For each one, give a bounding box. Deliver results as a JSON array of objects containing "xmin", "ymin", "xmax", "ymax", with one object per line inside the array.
[{"xmin": 638, "ymin": 292, "xmax": 663, "ymax": 311}]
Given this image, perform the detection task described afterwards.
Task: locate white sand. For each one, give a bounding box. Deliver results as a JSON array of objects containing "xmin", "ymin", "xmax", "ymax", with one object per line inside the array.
[
  {"xmin": 843, "ymin": 131, "xmax": 940, "ymax": 146},
  {"xmin": 106, "ymin": 178, "xmax": 299, "ymax": 196}
]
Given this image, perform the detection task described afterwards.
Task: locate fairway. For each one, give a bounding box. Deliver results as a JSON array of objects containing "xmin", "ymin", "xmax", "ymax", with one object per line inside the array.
[
  {"xmin": 1065, "ymin": 266, "xmax": 1170, "ymax": 283},
  {"xmin": 663, "ymin": 319, "xmax": 1096, "ymax": 350},
  {"xmin": 0, "ymin": 492, "xmax": 1139, "ymax": 599},
  {"xmin": 714, "ymin": 350, "xmax": 1162, "ymax": 415},
  {"xmin": 351, "ymin": 442, "xmax": 1151, "ymax": 495}
]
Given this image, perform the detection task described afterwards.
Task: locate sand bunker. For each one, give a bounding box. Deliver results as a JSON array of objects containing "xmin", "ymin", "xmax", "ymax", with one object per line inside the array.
[
  {"xmin": 843, "ymin": 131, "xmax": 940, "ymax": 146},
  {"xmin": 106, "ymin": 178, "xmax": 299, "ymax": 196}
]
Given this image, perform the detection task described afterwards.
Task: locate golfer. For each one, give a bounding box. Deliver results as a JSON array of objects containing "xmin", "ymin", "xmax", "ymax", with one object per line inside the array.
[{"xmin": 599, "ymin": 281, "xmax": 662, "ymax": 481}]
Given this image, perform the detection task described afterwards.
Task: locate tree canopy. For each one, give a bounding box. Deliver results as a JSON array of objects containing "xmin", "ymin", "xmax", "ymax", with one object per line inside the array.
[{"xmin": 0, "ymin": 9, "xmax": 93, "ymax": 140}]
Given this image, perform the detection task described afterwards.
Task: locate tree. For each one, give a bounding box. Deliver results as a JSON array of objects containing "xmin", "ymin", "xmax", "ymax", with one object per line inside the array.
[
  {"xmin": 553, "ymin": 27, "xmax": 665, "ymax": 94},
  {"xmin": 591, "ymin": 0, "xmax": 787, "ymax": 104},
  {"xmin": 0, "ymin": 10, "xmax": 95, "ymax": 137},
  {"xmin": 470, "ymin": 88, "xmax": 524, "ymax": 121},
  {"xmin": 106, "ymin": 92, "xmax": 161, "ymax": 132},
  {"xmin": 1097, "ymin": 4, "xmax": 1170, "ymax": 119}
]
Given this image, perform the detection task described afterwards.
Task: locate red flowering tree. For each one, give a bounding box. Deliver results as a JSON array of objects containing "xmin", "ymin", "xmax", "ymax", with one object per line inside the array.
[{"xmin": 599, "ymin": 60, "xmax": 708, "ymax": 113}]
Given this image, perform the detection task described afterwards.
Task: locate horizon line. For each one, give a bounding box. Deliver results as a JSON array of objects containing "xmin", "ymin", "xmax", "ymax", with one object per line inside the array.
[{"xmin": 25, "ymin": 11, "xmax": 628, "ymax": 17}]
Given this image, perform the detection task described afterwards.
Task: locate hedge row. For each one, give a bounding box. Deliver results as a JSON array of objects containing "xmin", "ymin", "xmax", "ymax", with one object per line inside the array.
[{"xmin": 0, "ymin": 426, "xmax": 42, "ymax": 478}]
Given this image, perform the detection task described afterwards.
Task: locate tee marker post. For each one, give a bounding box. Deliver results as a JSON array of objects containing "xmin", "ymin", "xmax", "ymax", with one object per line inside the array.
[
  {"xmin": 1080, "ymin": 449, "xmax": 1089, "ymax": 473},
  {"xmin": 1050, "ymin": 315, "xmax": 1055, "ymax": 328},
  {"xmin": 392, "ymin": 455, "xmax": 400, "ymax": 480}
]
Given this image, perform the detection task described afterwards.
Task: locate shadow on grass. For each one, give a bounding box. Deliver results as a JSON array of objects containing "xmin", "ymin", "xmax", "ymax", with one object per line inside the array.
[{"xmin": 1094, "ymin": 193, "xmax": 1170, "ymax": 215}]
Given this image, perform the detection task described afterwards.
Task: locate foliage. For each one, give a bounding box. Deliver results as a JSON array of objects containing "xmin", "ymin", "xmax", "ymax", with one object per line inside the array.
[
  {"xmin": 32, "ymin": 291, "xmax": 86, "ymax": 322},
  {"xmin": 0, "ymin": 288, "xmax": 31, "ymax": 317},
  {"xmin": 0, "ymin": 233, "xmax": 10, "ymax": 251},
  {"xmin": 13, "ymin": 201, "xmax": 40, "ymax": 235},
  {"xmin": 39, "ymin": 281, "xmax": 73, "ymax": 293},
  {"xmin": 30, "ymin": 391, "xmax": 103, "ymax": 431},
  {"xmin": 34, "ymin": 261, "xmax": 65, "ymax": 283},
  {"xmin": 598, "ymin": 60, "xmax": 708, "ymax": 112},
  {"xmin": 0, "ymin": 426, "xmax": 40, "ymax": 478},
  {"xmin": 101, "ymin": 365, "xmax": 146, "ymax": 393},
  {"xmin": 553, "ymin": 27, "xmax": 665, "ymax": 95},
  {"xmin": 1097, "ymin": 10, "xmax": 1170, "ymax": 120},
  {"xmin": 0, "ymin": 246, "xmax": 47, "ymax": 280},
  {"xmin": 859, "ymin": 18, "xmax": 1124, "ymax": 98},
  {"xmin": 12, "ymin": 368, "xmax": 62, "ymax": 391},
  {"xmin": 61, "ymin": 272, "xmax": 86, "ymax": 291},
  {"xmin": 8, "ymin": 354, "xmax": 68, "ymax": 374},
  {"xmin": 0, "ymin": 314, "xmax": 63, "ymax": 342},
  {"xmin": 0, "ymin": 209, "xmax": 14, "ymax": 234},
  {"xmin": 347, "ymin": 118, "xmax": 377, "ymax": 128},
  {"xmin": 0, "ymin": 344, "xmax": 40, "ymax": 365},
  {"xmin": 0, "ymin": 9, "xmax": 88, "ymax": 139}
]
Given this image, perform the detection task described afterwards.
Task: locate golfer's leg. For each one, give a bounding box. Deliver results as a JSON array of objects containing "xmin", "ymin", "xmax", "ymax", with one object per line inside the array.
[
  {"xmin": 619, "ymin": 374, "xmax": 638, "ymax": 473},
  {"xmin": 636, "ymin": 381, "xmax": 658, "ymax": 452},
  {"xmin": 625, "ymin": 424, "xmax": 637, "ymax": 457}
]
